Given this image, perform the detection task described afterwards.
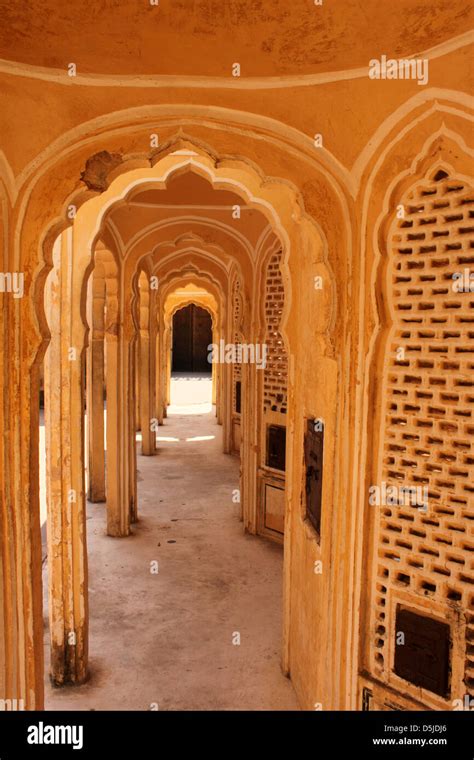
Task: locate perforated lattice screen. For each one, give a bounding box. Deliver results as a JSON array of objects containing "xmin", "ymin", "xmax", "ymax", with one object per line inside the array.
[
  {"xmin": 263, "ymin": 250, "xmax": 288, "ymax": 414},
  {"xmin": 372, "ymin": 170, "xmax": 474, "ymax": 698}
]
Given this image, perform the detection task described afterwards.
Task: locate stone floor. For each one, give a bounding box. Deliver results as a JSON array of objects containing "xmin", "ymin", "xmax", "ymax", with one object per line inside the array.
[{"xmin": 43, "ymin": 376, "xmax": 298, "ymax": 710}]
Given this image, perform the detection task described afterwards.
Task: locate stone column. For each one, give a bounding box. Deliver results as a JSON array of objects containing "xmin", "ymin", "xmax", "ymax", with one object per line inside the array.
[
  {"xmin": 215, "ymin": 323, "xmax": 223, "ymax": 426},
  {"xmin": 102, "ymin": 255, "xmax": 133, "ymax": 537},
  {"xmin": 241, "ymin": 358, "xmax": 258, "ymax": 529},
  {"xmin": 86, "ymin": 265, "xmax": 106, "ymax": 502},
  {"xmin": 44, "ymin": 228, "xmax": 88, "ymax": 686},
  {"xmin": 139, "ymin": 273, "xmax": 156, "ymax": 456},
  {"xmin": 158, "ymin": 310, "xmax": 170, "ymax": 422},
  {"xmin": 135, "ymin": 339, "xmax": 141, "ymax": 431},
  {"xmin": 0, "ymin": 212, "xmax": 44, "ymax": 708},
  {"xmin": 128, "ymin": 339, "xmax": 138, "ymax": 523},
  {"xmin": 155, "ymin": 300, "xmax": 164, "ymax": 424},
  {"xmin": 165, "ymin": 327, "xmax": 171, "ymax": 412}
]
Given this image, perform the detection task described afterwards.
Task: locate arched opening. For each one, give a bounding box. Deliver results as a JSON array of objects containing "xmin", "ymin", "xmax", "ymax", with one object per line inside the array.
[
  {"xmin": 170, "ymin": 302, "xmax": 213, "ymax": 411},
  {"xmin": 172, "ymin": 303, "xmax": 212, "ymax": 373},
  {"xmin": 31, "ymin": 148, "xmax": 325, "ymax": 711},
  {"xmin": 2, "ymin": 100, "xmax": 345, "ymax": 714}
]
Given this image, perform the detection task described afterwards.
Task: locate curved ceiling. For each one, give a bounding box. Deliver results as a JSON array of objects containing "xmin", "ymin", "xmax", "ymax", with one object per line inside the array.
[
  {"xmin": 1, "ymin": 0, "xmax": 471, "ymax": 77},
  {"xmin": 106, "ymin": 171, "xmax": 270, "ymax": 253},
  {"xmin": 131, "ymin": 172, "xmax": 243, "ymax": 206}
]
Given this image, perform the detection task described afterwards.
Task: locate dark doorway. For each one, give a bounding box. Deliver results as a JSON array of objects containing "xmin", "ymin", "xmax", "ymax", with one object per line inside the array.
[{"xmin": 172, "ymin": 304, "xmax": 212, "ymax": 372}]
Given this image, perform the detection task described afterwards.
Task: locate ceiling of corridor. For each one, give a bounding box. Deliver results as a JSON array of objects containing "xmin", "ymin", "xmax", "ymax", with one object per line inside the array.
[
  {"xmin": 1, "ymin": 0, "xmax": 470, "ymax": 77},
  {"xmin": 105, "ymin": 171, "xmax": 271, "ymax": 257}
]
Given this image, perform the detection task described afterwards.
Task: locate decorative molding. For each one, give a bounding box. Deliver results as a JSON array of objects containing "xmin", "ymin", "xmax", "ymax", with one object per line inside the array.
[{"xmin": 0, "ymin": 30, "xmax": 471, "ymax": 89}]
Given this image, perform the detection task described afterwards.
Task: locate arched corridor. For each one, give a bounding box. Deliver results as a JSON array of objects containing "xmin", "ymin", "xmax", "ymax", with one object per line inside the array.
[
  {"xmin": 0, "ymin": 2, "xmax": 473, "ymax": 732},
  {"xmin": 35, "ymin": 160, "xmax": 298, "ymax": 710}
]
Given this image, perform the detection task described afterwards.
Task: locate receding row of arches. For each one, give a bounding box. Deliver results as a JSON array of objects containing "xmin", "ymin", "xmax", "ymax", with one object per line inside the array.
[{"xmin": 0, "ymin": 98, "xmax": 473, "ymax": 711}]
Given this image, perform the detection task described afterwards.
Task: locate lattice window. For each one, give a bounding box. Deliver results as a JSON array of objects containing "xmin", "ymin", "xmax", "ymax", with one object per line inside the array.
[
  {"xmin": 371, "ymin": 169, "xmax": 474, "ymax": 699},
  {"xmin": 232, "ymin": 276, "xmax": 242, "ymax": 415},
  {"xmin": 263, "ymin": 250, "xmax": 288, "ymax": 414}
]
